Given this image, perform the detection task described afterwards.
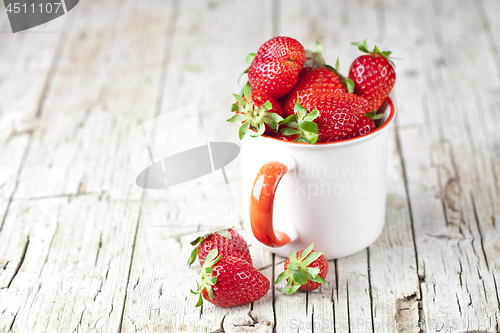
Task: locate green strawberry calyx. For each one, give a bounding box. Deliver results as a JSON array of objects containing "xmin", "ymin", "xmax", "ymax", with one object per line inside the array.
[
  {"xmin": 303, "ymin": 41, "xmax": 326, "ymax": 72},
  {"xmin": 237, "ymin": 52, "xmax": 256, "ymax": 84},
  {"xmin": 351, "ymin": 39, "xmax": 396, "ymax": 67},
  {"xmin": 190, "ymin": 248, "xmax": 221, "ymax": 307},
  {"xmin": 279, "ymin": 95, "xmax": 320, "ymax": 144},
  {"xmin": 324, "ymin": 56, "xmax": 355, "ymax": 94},
  {"xmin": 187, "ymin": 228, "xmax": 233, "ymax": 266},
  {"xmin": 227, "ymin": 84, "xmax": 284, "ymax": 140},
  {"xmin": 274, "ymin": 243, "xmax": 327, "ymax": 295},
  {"xmin": 363, "ymin": 110, "xmax": 384, "ymax": 120}
]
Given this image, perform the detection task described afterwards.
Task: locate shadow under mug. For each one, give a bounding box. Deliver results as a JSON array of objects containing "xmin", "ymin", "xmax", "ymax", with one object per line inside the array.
[{"xmin": 241, "ymin": 98, "xmax": 396, "ymax": 260}]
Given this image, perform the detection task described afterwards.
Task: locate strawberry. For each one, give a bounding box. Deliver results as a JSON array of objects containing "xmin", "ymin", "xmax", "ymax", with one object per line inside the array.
[
  {"xmin": 283, "ymin": 66, "xmax": 347, "ymax": 117},
  {"xmin": 348, "ymin": 40, "xmax": 396, "ymax": 111},
  {"xmin": 191, "ymin": 249, "xmax": 270, "ymax": 307},
  {"xmin": 344, "ymin": 110, "xmax": 384, "ymax": 139},
  {"xmin": 227, "ymin": 85, "xmax": 284, "ymax": 139},
  {"xmin": 247, "ymin": 36, "xmax": 306, "ymax": 99},
  {"xmin": 280, "ymin": 93, "xmax": 370, "ymax": 143},
  {"xmin": 274, "ymin": 243, "xmax": 328, "ymax": 294},
  {"xmin": 188, "ymin": 228, "xmax": 252, "ymax": 266}
]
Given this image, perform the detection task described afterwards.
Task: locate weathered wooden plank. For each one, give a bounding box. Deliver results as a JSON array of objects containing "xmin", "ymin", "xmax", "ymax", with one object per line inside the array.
[
  {"xmin": 12, "ymin": 0, "xmax": 174, "ymax": 202},
  {"xmin": 383, "ymin": 0, "xmax": 500, "ymax": 331},
  {"xmin": 0, "ymin": 12, "xmax": 66, "ymax": 232},
  {"xmin": 1, "ymin": 0, "xmax": 177, "ymax": 331},
  {"xmin": 120, "ymin": 0, "xmax": 275, "ymax": 331}
]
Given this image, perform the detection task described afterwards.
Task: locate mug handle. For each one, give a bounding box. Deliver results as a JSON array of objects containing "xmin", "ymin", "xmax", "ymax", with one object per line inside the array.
[{"xmin": 250, "ymin": 160, "xmax": 297, "ymax": 248}]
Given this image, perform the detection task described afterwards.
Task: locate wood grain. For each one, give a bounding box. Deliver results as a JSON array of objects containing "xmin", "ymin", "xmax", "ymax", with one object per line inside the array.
[{"xmin": 0, "ymin": 0, "xmax": 499, "ymax": 332}]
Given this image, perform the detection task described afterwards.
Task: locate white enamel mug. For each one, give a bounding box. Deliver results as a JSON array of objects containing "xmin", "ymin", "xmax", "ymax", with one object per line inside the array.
[{"xmin": 241, "ymin": 98, "xmax": 395, "ymax": 259}]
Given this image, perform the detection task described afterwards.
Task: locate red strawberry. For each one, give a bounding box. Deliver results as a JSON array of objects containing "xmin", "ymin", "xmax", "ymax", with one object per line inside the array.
[
  {"xmin": 284, "ymin": 67, "xmax": 347, "ymax": 117},
  {"xmin": 344, "ymin": 110, "xmax": 384, "ymax": 139},
  {"xmin": 188, "ymin": 228, "xmax": 252, "ymax": 266},
  {"xmin": 228, "ymin": 85, "xmax": 284, "ymax": 139},
  {"xmin": 348, "ymin": 40, "xmax": 396, "ymax": 111},
  {"xmin": 281, "ymin": 93, "xmax": 370, "ymax": 143},
  {"xmin": 248, "ymin": 36, "xmax": 306, "ymax": 99},
  {"xmin": 274, "ymin": 243, "xmax": 328, "ymax": 294},
  {"xmin": 191, "ymin": 249, "xmax": 270, "ymax": 307}
]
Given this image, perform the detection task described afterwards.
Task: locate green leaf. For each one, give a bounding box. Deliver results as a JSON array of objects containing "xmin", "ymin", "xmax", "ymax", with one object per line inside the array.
[
  {"xmin": 238, "ymin": 121, "xmax": 251, "ymax": 140},
  {"xmin": 243, "ymin": 85, "xmax": 253, "ymax": 105},
  {"xmin": 308, "ymin": 275, "xmax": 327, "ymax": 285},
  {"xmin": 195, "ymin": 293, "xmax": 203, "ymax": 307},
  {"xmin": 203, "ymin": 249, "xmax": 218, "ymax": 267},
  {"xmin": 303, "ymin": 108, "xmax": 320, "ymax": 122},
  {"xmin": 315, "ymin": 41, "xmax": 323, "ymax": 55},
  {"xmin": 288, "ymin": 250, "xmax": 298, "ymax": 264},
  {"xmin": 301, "ymin": 251, "xmax": 324, "ymax": 267},
  {"xmin": 298, "ymin": 121, "xmax": 319, "ymax": 134},
  {"xmin": 381, "ymin": 51, "xmax": 392, "ymax": 57},
  {"xmin": 231, "ymin": 102, "xmax": 244, "ymax": 113},
  {"xmin": 189, "ymin": 236, "xmax": 204, "ymax": 246},
  {"xmin": 351, "ymin": 39, "xmax": 370, "ymax": 53},
  {"xmin": 287, "ymin": 262, "xmax": 299, "ymax": 271},
  {"xmin": 204, "ymin": 266, "xmax": 213, "ymax": 275},
  {"xmin": 364, "ymin": 110, "xmax": 384, "ymax": 120},
  {"xmin": 250, "ymin": 122, "xmax": 266, "ymax": 137},
  {"xmin": 233, "ymin": 93, "xmax": 246, "ymax": 107},
  {"xmin": 246, "ymin": 52, "xmax": 256, "ymax": 64},
  {"xmin": 207, "ymin": 285, "xmax": 214, "ymax": 299},
  {"xmin": 263, "ymin": 117, "xmax": 278, "ymax": 131},
  {"xmin": 216, "ymin": 229, "xmax": 232, "ymax": 239},
  {"xmin": 294, "ymin": 136, "xmax": 307, "ymax": 143},
  {"xmin": 187, "ymin": 247, "xmax": 198, "ymax": 266},
  {"xmin": 298, "ymin": 243, "xmax": 315, "ymax": 262},
  {"xmin": 294, "ymin": 103, "xmax": 307, "ymax": 119},
  {"xmin": 306, "ymin": 134, "xmax": 319, "ymax": 145},
  {"xmin": 237, "ymin": 68, "xmax": 248, "ymax": 85},
  {"xmin": 227, "ymin": 114, "xmax": 243, "ymax": 123},
  {"xmin": 306, "ymin": 267, "xmax": 320, "ymax": 277},
  {"xmin": 292, "ymin": 271, "xmax": 308, "ymax": 285},
  {"xmin": 206, "ymin": 276, "xmax": 217, "ymax": 286},
  {"xmin": 277, "ymin": 278, "xmax": 293, "ymax": 293},
  {"xmin": 335, "ymin": 56, "xmax": 340, "ymax": 71},
  {"xmin": 261, "ymin": 100, "xmax": 273, "ymax": 111},
  {"xmin": 280, "ymin": 127, "xmax": 301, "ymax": 136},
  {"xmin": 266, "ymin": 112, "xmax": 284, "ymax": 123},
  {"xmin": 345, "ymin": 78, "xmax": 355, "ymax": 94},
  {"xmin": 274, "ymin": 271, "xmax": 288, "ymax": 285},
  {"xmin": 280, "ymin": 114, "xmax": 297, "ymax": 125},
  {"xmin": 287, "ymin": 284, "xmax": 301, "ymax": 295}
]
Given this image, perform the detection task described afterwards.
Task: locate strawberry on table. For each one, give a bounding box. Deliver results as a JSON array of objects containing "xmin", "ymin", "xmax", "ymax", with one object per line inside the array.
[
  {"xmin": 188, "ymin": 228, "xmax": 252, "ymax": 266},
  {"xmin": 247, "ymin": 36, "xmax": 306, "ymax": 99},
  {"xmin": 227, "ymin": 85, "xmax": 284, "ymax": 139},
  {"xmin": 274, "ymin": 243, "xmax": 328, "ymax": 294},
  {"xmin": 348, "ymin": 39, "xmax": 396, "ymax": 112},
  {"xmin": 191, "ymin": 249, "xmax": 270, "ymax": 307}
]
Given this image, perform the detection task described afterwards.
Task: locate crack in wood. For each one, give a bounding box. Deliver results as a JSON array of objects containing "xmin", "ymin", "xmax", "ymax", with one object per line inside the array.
[
  {"xmin": 118, "ymin": 194, "xmax": 144, "ymax": 332},
  {"xmin": 95, "ymin": 231, "xmax": 103, "ymax": 266},
  {"xmin": 6, "ymin": 236, "xmax": 29, "ymax": 288},
  {"xmin": 366, "ymin": 248, "xmax": 376, "ymax": 333},
  {"xmin": 470, "ymin": 192, "xmax": 490, "ymax": 270}
]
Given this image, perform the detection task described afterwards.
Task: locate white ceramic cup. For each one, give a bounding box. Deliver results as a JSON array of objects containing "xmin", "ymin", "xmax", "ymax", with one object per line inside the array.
[{"xmin": 241, "ymin": 98, "xmax": 395, "ymax": 259}]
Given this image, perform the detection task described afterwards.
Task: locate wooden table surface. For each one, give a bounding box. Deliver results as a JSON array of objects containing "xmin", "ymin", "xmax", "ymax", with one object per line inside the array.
[{"xmin": 1, "ymin": 0, "xmax": 500, "ymax": 332}]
